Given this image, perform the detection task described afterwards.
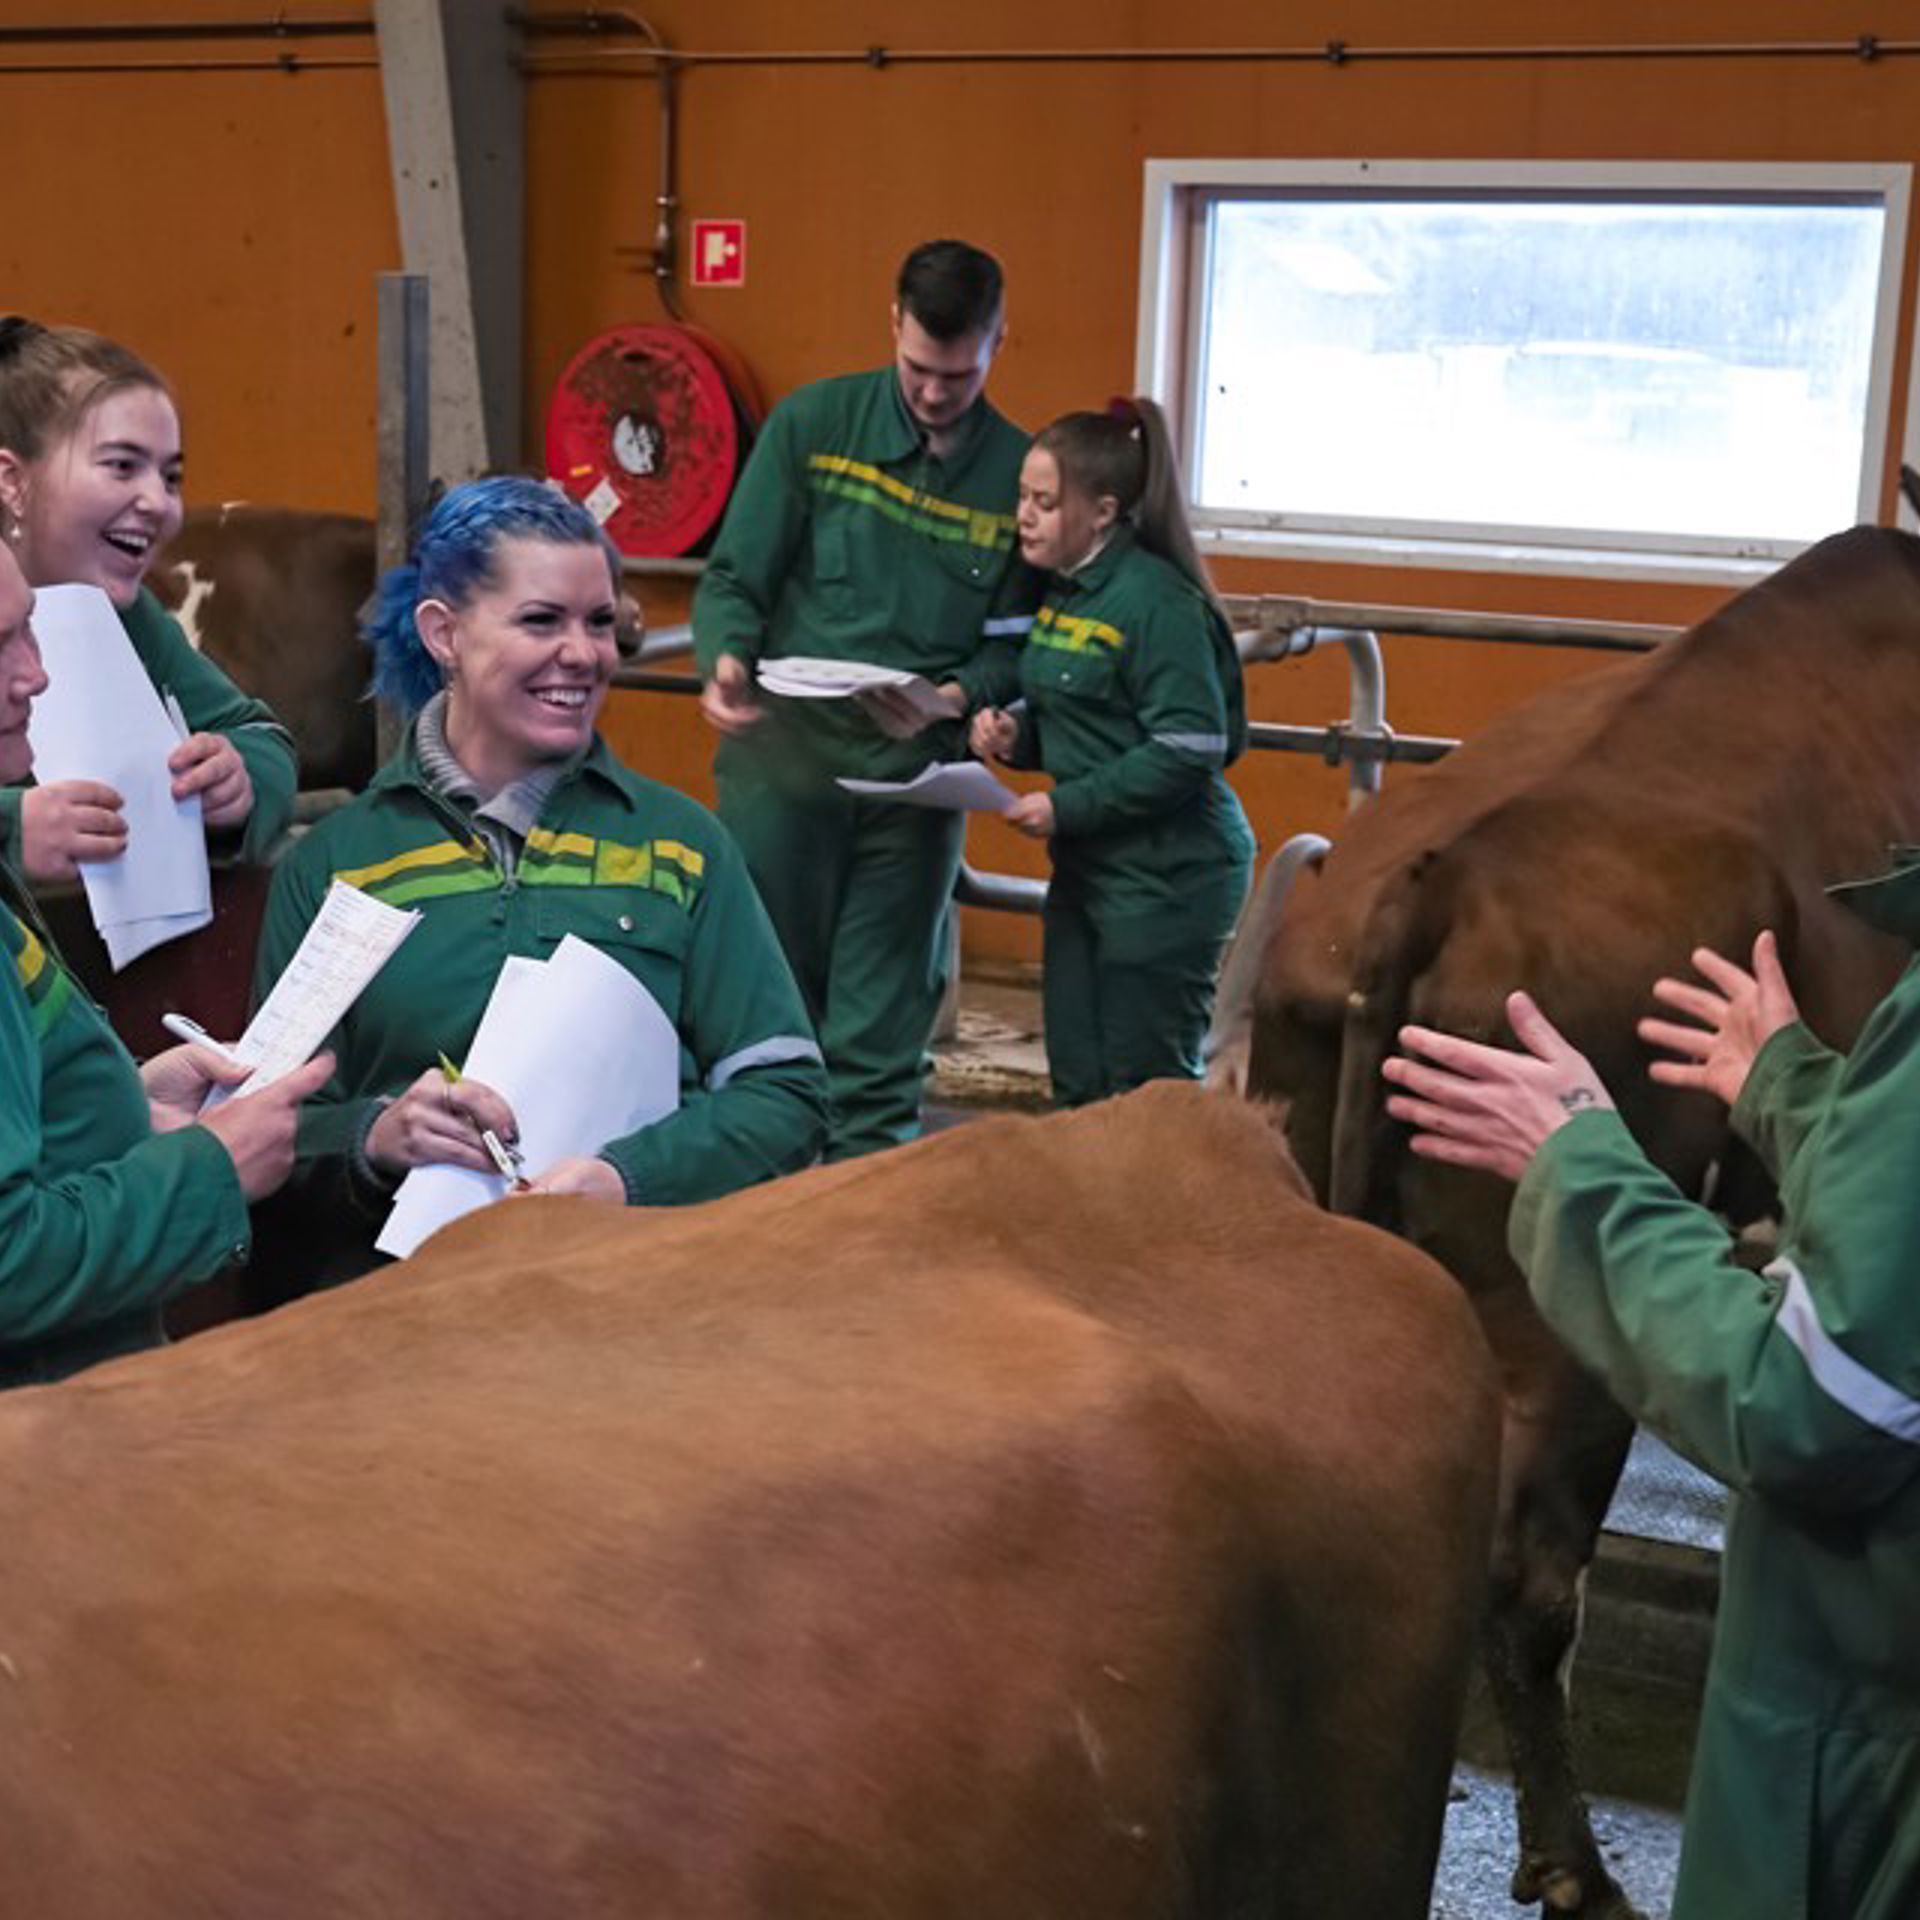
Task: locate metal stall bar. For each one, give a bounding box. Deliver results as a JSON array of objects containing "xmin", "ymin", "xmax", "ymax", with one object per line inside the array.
[{"xmin": 608, "ymin": 590, "xmax": 1689, "ymax": 902}]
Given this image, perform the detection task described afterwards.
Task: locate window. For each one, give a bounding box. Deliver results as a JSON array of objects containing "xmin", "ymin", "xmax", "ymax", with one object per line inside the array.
[{"xmin": 1136, "ymin": 161, "xmax": 1911, "ymax": 581}]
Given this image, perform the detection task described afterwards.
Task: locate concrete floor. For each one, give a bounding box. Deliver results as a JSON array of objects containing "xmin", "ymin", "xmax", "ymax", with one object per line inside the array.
[{"xmin": 931, "ymin": 976, "xmax": 1706, "ymax": 1920}]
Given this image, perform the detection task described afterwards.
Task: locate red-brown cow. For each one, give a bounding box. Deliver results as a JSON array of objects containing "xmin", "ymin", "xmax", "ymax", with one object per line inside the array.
[
  {"xmin": 1234, "ymin": 525, "xmax": 1920, "ymax": 1918},
  {"xmin": 150, "ymin": 504, "xmax": 379, "ymax": 792},
  {"xmin": 0, "ymin": 1084, "xmax": 1497, "ymax": 1919}
]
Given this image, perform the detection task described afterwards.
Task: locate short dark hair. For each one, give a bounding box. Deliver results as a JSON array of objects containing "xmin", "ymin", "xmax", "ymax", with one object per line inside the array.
[{"xmin": 896, "ymin": 240, "xmax": 1004, "ymax": 342}]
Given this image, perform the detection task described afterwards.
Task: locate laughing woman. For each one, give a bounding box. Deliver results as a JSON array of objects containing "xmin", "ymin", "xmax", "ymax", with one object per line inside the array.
[
  {"xmin": 0, "ymin": 317, "xmax": 296, "ymax": 881},
  {"xmin": 256, "ymin": 475, "xmax": 826, "ymax": 1286},
  {"xmin": 970, "ymin": 397, "xmax": 1254, "ymax": 1107}
]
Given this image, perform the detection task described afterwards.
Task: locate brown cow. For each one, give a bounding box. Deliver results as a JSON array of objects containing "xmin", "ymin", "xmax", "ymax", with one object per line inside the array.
[
  {"xmin": 1236, "ymin": 525, "xmax": 1920, "ymax": 1918},
  {"xmin": 150, "ymin": 504, "xmax": 380, "ymax": 792},
  {"xmin": 0, "ymin": 1084, "xmax": 1497, "ymax": 1919}
]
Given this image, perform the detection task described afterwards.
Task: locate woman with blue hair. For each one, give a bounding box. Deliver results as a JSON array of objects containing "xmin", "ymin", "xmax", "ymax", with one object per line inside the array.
[{"xmin": 256, "ymin": 476, "xmax": 826, "ymax": 1282}]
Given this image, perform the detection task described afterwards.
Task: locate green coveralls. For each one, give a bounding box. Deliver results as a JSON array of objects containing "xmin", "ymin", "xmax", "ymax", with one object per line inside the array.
[
  {"xmin": 1510, "ymin": 855, "xmax": 1920, "ymax": 1918},
  {"xmin": 1002, "ymin": 529, "xmax": 1254, "ymax": 1106},
  {"xmin": 257, "ymin": 729, "xmax": 828, "ymax": 1283},
  {"xmin": 0, "ymin": 586, "xmax": 298, "ymax": 869},
  {"xmin": 0, "ymin": 868, "xmax": 249, "ymax": 1388},
  {"xmin": 692, "ymin": 367, "xmax": 1036, "ymax": 1160}
]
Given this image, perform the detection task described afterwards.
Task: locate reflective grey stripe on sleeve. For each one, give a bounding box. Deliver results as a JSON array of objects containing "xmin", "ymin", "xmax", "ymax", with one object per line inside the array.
[
  {"xmin": 1152, "ymin": 731, "xmax": 1228, "ymax": 759},
  {"xmin": 1766, "ymin": 1255, "xmax": 1920, "ymax": 1443},
  {"xmin": 707, "ymin": 1034, "xmax": 825, "ymax": 1091},
  {"xmin": 981, "ymin": 615, "xmax": 1035, "ymax": 637}
]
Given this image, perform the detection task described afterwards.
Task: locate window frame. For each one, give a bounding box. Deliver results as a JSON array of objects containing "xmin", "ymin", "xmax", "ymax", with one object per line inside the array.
[{"xmin": 1134, "ymin": 158, "xmax": 1913, "ymax": 585}]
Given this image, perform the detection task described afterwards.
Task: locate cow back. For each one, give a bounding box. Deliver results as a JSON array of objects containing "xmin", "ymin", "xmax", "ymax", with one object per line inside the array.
[
  {"xmin": 0, "ymin": 1084, "xmax": 1496, "ymax": 1920},
  {"xmin": 1254, "ymin": 526, "xmax": 1920, "ymax": 1226}
]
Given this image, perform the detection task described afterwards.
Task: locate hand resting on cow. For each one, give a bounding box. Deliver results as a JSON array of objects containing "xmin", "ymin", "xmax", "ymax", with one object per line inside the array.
[
  {"xmin": 1383, "ymin": 930, "xmax": 1801, "ymax": 1175},
  {"xmin": 1385, "ymin": 918, "xmax": 1920, "ymax": 1920}
]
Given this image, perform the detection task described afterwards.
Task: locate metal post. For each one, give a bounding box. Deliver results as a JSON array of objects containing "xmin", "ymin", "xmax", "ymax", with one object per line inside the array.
[{"xmin": 376, "ymin": 271, "xmax": 431, "ymax": 763}]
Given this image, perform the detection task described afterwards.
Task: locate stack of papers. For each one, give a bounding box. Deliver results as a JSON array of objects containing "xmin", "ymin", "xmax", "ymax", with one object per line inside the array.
[
  {"xmin": 204, "ymin": 879, "xmax": 420, "ymax": 1107},
  {"xmin": 757, "ymin": 655, "xmax": 955, "ymax": 724},
  {"xmin": 376, "ymin": 935, "xmax": 681, "ymax": 1258},
  {"xmin": 25, "ymin": 584, "xmax": 211, "ymax": 969}
]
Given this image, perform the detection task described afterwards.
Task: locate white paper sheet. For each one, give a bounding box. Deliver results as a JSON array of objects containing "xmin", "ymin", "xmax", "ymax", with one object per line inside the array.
[
  {"xmin": 202, "ymin": 879, "xmax": 420, "ymax": 1107},
  {"xmin": 837, "ymin": 761, "xmax": 1015, "ymax": 813},
  {"xmin": 376, "ymin": 934, "xmax": 681, "ymax": 1259},
  {"xmin": 757, "ymin": 655, "xmax": 954, "ymax": 722},
  {"xmin": 103, "ymin": 910, "xmax": 217, "ymax": 972},
  {"xmin": 25, "ymin": 583, "xmax": 210, "ymax": 967}
]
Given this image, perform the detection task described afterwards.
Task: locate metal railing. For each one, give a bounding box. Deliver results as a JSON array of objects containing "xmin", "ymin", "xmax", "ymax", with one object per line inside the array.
[{"xmin": 610, "ymin": 596, "xmax": 1685, "ymax": 902}]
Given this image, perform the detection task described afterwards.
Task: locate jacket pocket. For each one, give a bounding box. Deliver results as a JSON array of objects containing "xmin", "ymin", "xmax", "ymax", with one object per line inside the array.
[{"xmin": 534, "ymin": 887, "xmax": 692, "ymax": 1032}]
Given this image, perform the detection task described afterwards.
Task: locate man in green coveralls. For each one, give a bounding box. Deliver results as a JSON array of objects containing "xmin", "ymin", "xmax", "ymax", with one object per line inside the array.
[{"xmin": 692, "ymin": 240, "xmax": 1035, "ymax": 1160}]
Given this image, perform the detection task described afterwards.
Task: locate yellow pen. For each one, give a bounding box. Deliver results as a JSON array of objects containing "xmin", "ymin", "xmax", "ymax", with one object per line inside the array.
[{"xmin": 437, "ymin": 1051, "xmax": 529, "ymax": 1187}]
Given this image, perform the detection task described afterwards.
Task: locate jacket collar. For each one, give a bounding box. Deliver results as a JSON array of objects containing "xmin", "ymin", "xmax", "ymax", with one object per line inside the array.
[
  {"xmin": 1828, "ymin": 847, "xmax": 1920, "ymax": 943},
  {"xmin": 1056, "ymin": 523, "xmax": 1137, "ymax": 596},
  {"xmin": 872, "ymin": 365, "xmax": 996, "ymax": 470},
  {"xmin": 370, "ymin": 722, "xmax": 626, "ymax": 809}
]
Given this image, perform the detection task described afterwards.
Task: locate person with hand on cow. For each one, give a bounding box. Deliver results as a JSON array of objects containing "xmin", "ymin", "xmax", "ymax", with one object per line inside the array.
[
  {"xmin": 0, "ymin": 535, "xmax": 327, "ymax": 1387},
  {"xmin": 1382, "ymin": 909, "xmax": 1920, "ymax": 1920},
  {"xmin": 256, "ymin": 475, "xmax": 827, "ymax": 1291},
  {"xmin": 691, "ymin": 239, "xmax": 1040, "ymax": 1161},
  {"xmin": 0, "ymin": 316, "xmax": 297, "ymax": 884},
  {"xmin": 969, "ymin": 397, "xmax": 1254, "ymax": 1107}
]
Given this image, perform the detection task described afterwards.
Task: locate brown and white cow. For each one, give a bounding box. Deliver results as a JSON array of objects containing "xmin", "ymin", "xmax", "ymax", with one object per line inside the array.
[
  {"xmin": 150, "ymin": 504, "xmax": 380, "ymax": 792},
  {"xmin": 1234, "ymin": 525, "xmax": 1920, "ymax": 1918},
  {"xmin": 0, "ymin": 1084, "xmax": 1497, "ymax": 1919}
]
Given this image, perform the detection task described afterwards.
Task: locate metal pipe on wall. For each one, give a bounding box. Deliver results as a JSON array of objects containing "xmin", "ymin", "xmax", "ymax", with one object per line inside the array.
[
  {"xmin": 515, "ymin": 28, "xmax": 1920, "ymax": 74},
  {"xmin": 0, "ymin": 18, "xmax": 374, "ymax": 44},
  {"xmin": 0, "ymin": 14, "xmax": 377, "ymax": 74}
]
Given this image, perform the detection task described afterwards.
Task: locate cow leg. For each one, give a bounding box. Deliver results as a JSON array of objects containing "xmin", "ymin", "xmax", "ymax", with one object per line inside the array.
[{"xmin": 1481, "ymin": 1357, "xmax": 1642, "ymax": 1920}]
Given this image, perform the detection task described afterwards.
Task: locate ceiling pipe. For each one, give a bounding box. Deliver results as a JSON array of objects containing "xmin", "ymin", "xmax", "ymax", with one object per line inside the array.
[
  {"xmin": 515, "ymin": 32, "xmax": 1919, "ymax": 73},
  {"xmin": 0, "ymin": 13, "xmax": 376, "ymax": 75},
  {"xmin": 0, "ymin": 56, "xmax": 375, "ymax": 74},
  {"xmin": 0, "ymin": 17, "xmax": 373, "ymax": 45}
]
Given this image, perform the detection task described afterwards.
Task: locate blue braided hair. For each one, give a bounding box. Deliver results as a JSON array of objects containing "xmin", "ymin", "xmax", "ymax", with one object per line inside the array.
[{"xmin": 363, "ymin": 475, "xmax": 617, "ymax": 717}]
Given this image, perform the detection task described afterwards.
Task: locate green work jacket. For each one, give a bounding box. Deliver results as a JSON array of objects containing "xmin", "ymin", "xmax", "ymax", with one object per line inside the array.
[
  {"xmin": 1007, "ymin": 529, "xmax": 1253, "ymax": 951},
  {"xmin": 258, "ymin": 731, "xmax": 827, "ymax": 1217},
  {"xmin": 0, "ymin": 586, "xmax": 296, "ymax": 870},
  {"xmin": 0, "ymin": 868, "xmax": 249, "ymax": 1388},
  {"xmin": 1510, "ymin": 854, "xmax": 1920, "ymax": 1918},
  {"xmin": 692, "ymin": 366, "xmax": 1040, "ymax": 782}
]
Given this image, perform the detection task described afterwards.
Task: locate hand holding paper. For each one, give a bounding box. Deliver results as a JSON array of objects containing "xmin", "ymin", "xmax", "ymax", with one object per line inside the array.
[
  {"xmin": 756, "ymin": 655, "xmax": 956, "ymax": 728},
  {"xmin": 202, "ymin": 879, "xmax": 420, "ymax": 1108},
  {"xmin": 24, "ymin": 583, "xmax": 209, "ymax": 967},
  {"xmin": 377, "ymin": 936, "xmax": 681, "ymax": 1258}
]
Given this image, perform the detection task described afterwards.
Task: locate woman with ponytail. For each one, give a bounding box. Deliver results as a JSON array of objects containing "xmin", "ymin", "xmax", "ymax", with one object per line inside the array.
[
  {"xmin": 255, "ymin": 475, "xmax": 825, "ymax": 1289},
  {"xmin": 971, "ymin": 397, "xmax": 1253, "ymax": 1106},
  {"xmin": 0, "ymin": 317, "xmax": 295, "ymax": 880}
]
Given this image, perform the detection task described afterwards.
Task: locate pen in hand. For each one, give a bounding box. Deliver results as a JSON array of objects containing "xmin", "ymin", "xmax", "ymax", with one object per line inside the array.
[
  {"xmin": 161, "ymin": 1011, "xmax": 248, "ymax": 1071},
  {"xmin": 436, "ymin": 1050, "xmax": 531, "ymax": 1190}
]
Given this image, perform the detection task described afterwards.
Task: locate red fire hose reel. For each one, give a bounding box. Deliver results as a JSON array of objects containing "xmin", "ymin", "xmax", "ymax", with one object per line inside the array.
[{"xmin": 545, "ymin": 323, "xmax": 762, "ymax": 558}]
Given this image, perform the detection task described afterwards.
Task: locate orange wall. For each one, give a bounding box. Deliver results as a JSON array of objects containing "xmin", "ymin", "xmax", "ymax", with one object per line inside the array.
[
  {"xmin": 528, "ymin": 1, "xmax": 1920, "ymax": 962},
  {"xmin": 1, "ymin": 2, "xmax": 392, "ymax": 516},
  {"xmin": 12, "ymin": 4, "xmax": 1920, "ymax": 965}
]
